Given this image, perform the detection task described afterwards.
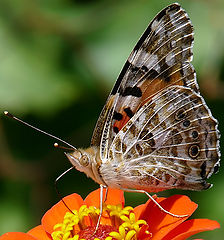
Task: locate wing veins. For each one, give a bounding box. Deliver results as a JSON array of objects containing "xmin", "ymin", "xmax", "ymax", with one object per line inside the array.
[
  {"xmin": 129, "ymin": 16, "xmax": 193, "ymax": 86},
  {"xmin": 122, "ymin": 88, "xmax": 196, "ymax": 155}
]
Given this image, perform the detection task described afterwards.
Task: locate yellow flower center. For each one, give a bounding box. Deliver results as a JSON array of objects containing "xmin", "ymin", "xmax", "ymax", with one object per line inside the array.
[{"xmin": 51, "ymin": 204, "xmax": 151, "ymax": 240}]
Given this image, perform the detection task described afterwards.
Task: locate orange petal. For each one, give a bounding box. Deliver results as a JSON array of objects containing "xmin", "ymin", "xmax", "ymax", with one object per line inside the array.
[
  {"xmin": 41, "ymin": 193, "xmax": 83, "ymax": 234},
  {"xmin": 137, "ymin": 224, "xmax": 152, "ymax": 240},
  {"xmin": 28, "ymin": 225, "xmax": 52, "ymax": 240},
  {"xmin": 134, "ymin": 203, "xmax": 146, "ymax": 220},
  {"xmin": 134, "ymin": 196, "xmax": 165, "ymax": 220},
  {"xmin": 84, "ymin": 188, "xmax": 125, "ymax": 208},
  {"xmin": 163, "ymin": 219, "xmax": 220, "ymax": 240},
  {"xmin": 0, "ymin": 232, "xmax": 37, "ymax": 240},
  {"xmin": 139, "ymin": 195, "xmax": 197, "ymax": 240}
]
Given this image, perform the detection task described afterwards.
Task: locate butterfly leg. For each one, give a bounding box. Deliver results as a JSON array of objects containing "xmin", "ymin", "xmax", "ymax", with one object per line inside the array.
[
  {"xmin": 93, "ymin": 184, "xmax": 108, "ymax": 235},
  {"xmin": 120, "ymin": 188, "xmax": 188, "ymax": 218},
  {"xmin": 103, "ymin": 187, "xmax": 108, "ymax": 203}
]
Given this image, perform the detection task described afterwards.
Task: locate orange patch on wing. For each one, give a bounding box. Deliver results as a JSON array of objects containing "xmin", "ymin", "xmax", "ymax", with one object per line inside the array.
[
  {"xmin": 113, "ymin": 73, "xmax": 185, "ymax": 133},
  {"xmin": 113, "ymin": 110, "xmax": 131, "ymax": 132},
  {"xmin": 139, "ymin": 74, "xmax": 184, "ymax": 108}
]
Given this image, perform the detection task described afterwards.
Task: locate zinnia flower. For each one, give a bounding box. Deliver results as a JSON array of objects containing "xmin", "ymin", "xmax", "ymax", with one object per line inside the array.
[{"xmin": 0, "ymin": 188, "xmax": 220, "ymax": 240}]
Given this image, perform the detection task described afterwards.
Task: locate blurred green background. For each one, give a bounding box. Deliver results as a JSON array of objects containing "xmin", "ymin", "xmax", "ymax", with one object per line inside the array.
[{"xmin": 0, "ymin": 0, "xmax": 223, "ymax": 239}]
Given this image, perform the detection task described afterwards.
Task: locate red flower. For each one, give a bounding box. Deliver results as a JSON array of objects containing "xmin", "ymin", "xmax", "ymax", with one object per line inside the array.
[{"xmin": 0, "ymin": 188, "xmax": 220, "ymax": 240}]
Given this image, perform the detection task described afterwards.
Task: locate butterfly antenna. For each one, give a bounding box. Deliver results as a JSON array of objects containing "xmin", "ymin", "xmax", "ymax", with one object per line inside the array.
[
  {"xmin": 4, "ymin": 111, "xmax": 77, "ymax": 151},
  {"xmin": 54, "ymin": 142, "xmax": 75, "ymax": 151}
]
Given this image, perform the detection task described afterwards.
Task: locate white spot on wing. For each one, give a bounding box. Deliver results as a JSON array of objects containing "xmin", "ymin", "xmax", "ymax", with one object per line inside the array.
[
  {"xmin": 166, "ymin": 52, "xmax": 175, "ymax": 66},
  {"xmin": 151, "ymin": 19, "xmax": 159, "ymax": 31},
  {"xmin": 171, "ymin": 40, "xmax": 177, "ymax": 48}
]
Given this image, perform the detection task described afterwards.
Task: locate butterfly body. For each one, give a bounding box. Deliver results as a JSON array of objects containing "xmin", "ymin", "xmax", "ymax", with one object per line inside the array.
[{"xmin": 66, "ymin": 3, "xmax": 220, "ymax": 195}]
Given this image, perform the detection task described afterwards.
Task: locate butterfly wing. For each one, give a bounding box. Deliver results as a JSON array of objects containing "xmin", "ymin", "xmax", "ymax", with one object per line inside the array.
[
  {"xmin": 103, "ymin": 86, "xmax": 220, "ymax": 192},
  {"xmin": 91, "ymin": 3, "xmax": 198, "ymax": 161}
]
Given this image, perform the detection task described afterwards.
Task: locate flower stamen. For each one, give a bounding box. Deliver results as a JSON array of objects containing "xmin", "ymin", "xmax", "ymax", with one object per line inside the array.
[{"xmin": 52, "ymin": 204, "xmax": 150, "ymax": 240}]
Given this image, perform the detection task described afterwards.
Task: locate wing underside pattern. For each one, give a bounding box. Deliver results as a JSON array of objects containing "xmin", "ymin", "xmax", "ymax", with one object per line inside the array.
[
  {"xmin": 101, "ymin": 86, "xmax": 220, "ymax": 191},
  {"xmin": 90, "ymin": 3, "xmax": 220, "ymax": 191}
]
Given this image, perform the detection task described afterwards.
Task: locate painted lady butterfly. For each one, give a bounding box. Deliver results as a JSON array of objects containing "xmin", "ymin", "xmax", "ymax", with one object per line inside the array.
[
  {"xmin": 4, "ymin": 2, "xmax": 220, "ymax": 221},
  {"xmin": 66, "ymin": 3, "xmax": 220, "ymax": 199},
  {"xmin": 65, "ymin": 3, "xmax": 220, "ymax": 200},
  {"xmin": 66, "ymin": 3, "xmax": 220, "ymax": 197}
]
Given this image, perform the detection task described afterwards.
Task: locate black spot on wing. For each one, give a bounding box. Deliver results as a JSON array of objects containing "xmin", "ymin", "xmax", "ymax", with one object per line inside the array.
[
  {"xmin": 147, "ymin": 69, "xmax": 159, "ymax": 79},
  {"xmin": 183, "ymin": 120, "xmax": 191, "ymax": 127},
  {"xmin": 113, "ymin": 126, "xmax": 119, "ymax": 134},
  {"xmin": 145, "ymin": 60, "xmax": 170, "ymax": 82},
  {"xmin": 189, "ymin": 145, "xmax": 200, "ymax": 158},
  {"xmin": 113, "ymin": 111, "xmax": 123, "ymax": 121},
  {"xmin": 200, "ymin": 161, "xmax": 207, "ymax": 179},
  {"xmin": 164, "ymin": 76, "xmax": 171, "ymax": 83},
  {"xmin": 192, "ymin": 130, "xmax": 199, "ymax": 139},
  {"xmin": 124, "ymin": 107, "xmax": 134, "ymax": 118},
  {"xmin": 132, "ymin": 66, "xmax": 140, "ymax": 72},
  {"xmin": 142, "ymin": 65, "xmax": 149, "ymax": 73},
  {"xmin": 160, "ymin": 60, "xmax": 171, "ymax": 82},
  {"xmin": 130, "ymin": 64, "xmax": 148, "ymax": 75},
  {"xmin": 121, "ymin": 86, "xmax": 142, "ymax": 97},
  {"xmin": 175, "ymin": 109, "xmax": 186, "ymax": 121}
]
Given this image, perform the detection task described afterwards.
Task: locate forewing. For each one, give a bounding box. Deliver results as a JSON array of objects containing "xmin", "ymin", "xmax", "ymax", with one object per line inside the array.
[
  {"xmin": 91, "ymin": 3, "xmax": 198, "ymax": 161},
  {"xmin": 109, "ymin": 86, "xmax": 220, "ymax": 191}
]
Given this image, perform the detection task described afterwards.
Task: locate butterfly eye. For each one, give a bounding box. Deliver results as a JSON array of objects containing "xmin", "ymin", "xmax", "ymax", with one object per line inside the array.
[{"xmin": 80, "ymin": 155, "xmax": 89, "ymax": 167}]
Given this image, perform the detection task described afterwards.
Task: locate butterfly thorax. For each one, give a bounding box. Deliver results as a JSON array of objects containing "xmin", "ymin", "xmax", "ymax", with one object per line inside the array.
[{"xmin": 65, "ymin": 146, "xmax": 106, "ymax": 186}]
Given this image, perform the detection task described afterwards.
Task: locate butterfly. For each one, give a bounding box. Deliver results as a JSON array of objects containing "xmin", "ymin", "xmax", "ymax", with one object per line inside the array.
[{"xmin": 64, "ymin": 3, "xmax": 220, "ymax": 216}]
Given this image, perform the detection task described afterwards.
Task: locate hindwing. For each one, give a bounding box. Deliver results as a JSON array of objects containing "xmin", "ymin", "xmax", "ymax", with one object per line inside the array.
[{"xmin": 108, "ymin": 86, "xmax": 220, "ymax": 191}]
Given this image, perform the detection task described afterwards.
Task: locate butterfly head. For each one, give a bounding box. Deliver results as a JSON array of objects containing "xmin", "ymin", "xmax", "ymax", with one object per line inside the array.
[
  {"xmin": 65, "ymin": 149, "xmax": 90, "ymax": 170},
  {"xmin": 65, "ymin": 147, "xmax": 101, "ymax": 184}
]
